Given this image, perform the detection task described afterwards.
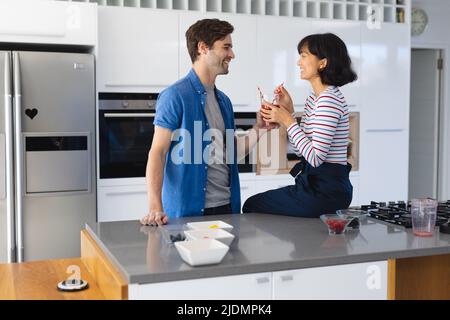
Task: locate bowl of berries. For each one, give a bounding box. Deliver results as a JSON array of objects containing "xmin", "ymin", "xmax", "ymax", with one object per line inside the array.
[
  {"xmin": 336, "ymin": 209, "xmax": 368, "ymax": 230},
  {"xmin": 320, "ymin": 214, "xmax": 352, "ymax": 235}
]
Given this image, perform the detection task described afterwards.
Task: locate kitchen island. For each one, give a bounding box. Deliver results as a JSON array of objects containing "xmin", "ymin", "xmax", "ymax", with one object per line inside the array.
[{"xmin": 81, "ymin": 213, "xmax": 450, "ymax": 300}]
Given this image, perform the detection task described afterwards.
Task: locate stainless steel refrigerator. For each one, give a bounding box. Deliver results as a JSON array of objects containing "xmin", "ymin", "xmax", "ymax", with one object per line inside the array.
[{"xmin": 0, "ymin": 51, "xmax": 96, "ymax": 263}]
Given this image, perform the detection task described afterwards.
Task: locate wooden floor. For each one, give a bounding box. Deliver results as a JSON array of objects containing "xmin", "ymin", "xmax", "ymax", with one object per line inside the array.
[{"xmin": 0, "ymin": 258, "xmax": 105, "ymax": 300}]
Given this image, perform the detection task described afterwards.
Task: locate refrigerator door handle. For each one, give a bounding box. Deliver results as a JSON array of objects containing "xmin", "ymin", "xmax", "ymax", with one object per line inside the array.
[
  {"xmin": 12, "ymin": 52, "xmax": 24, "ymax": 262},
  {"xmin": 4, "ymin": 51, "xmax": 16, "ymax": 263}
]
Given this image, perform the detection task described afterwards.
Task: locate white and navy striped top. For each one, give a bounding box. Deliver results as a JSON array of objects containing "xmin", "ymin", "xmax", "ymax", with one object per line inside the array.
[{"xmin": 287, "ymin": 86, "xmax": 349, "ymax": 167}]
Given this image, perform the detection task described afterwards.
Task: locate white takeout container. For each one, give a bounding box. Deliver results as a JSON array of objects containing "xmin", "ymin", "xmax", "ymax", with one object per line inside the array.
[
  {"xmin": 184, "ymin": 228, "xmax": 235, "ymax": 246},
  {"xmin": 186, "ymin": 220, "xmax": 233, "ymax": 232},
  {"xmin": 174, "ymin": 239, "xmax": 229, "ymax": 266}
]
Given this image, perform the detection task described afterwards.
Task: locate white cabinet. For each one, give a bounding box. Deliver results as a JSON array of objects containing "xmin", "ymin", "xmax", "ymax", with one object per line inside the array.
[
  {"xmin": 256, "ymin": 16, "xmax": 312, "ymax": 107},
  {"xmin": 0, "ymin": 1, "xmax": 96, "ymax": 46},
  {"xmin": 254, "ymin": 174, "xmax": 293, "ymax": 194},
  {"xmin": 257, "ymin": 18, "xmax": 361, "ymax": 107},
  {"xmin": 98, "ymin": 184, "xmax": 147, "ymax": 222},
  {"xmin": 359, "ymin": 130, "xmax": 409, "ymax": 204},
  {"xmin": 97, "ymin": 7, "xmax": 179, "ymax": 92},
  {"xmin": 179, "ymin": 12, "xmax": 258, "ymax": 108},
  {"xmin": 273, "ymin": 261, "xmax": 387, "ymax": 300},
  {"xmin": 349, "ymin": 173, "xmax": 360, "ymax": 207},
  {"xmin": 129, "ymin": 272, "xmax": 273, "ymax": 300},
  {"xmin": 357, "ymin": 23, "xmax": 410, "ymax": 203},
  {"xmin": 308, "ymin": 20, "xmax": 362, "ymax": 107},
  {"xmin": 239, "ymin": 176, "xmax": 256, "ymax": 211},
  {"xmin": 360, "ymin": 23, "xmax": 410, "ymax": 130},
  {"xmin": 129, "ymin": 261, "xmax": 387, "ymax": 300}
]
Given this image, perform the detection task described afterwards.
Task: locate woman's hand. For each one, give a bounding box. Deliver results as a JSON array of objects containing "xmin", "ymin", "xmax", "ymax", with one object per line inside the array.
[
  {"xmin": 260, "ymin": 101, "xmax": 296, "ymax": 129},
  {"xmin": 274, "ymin": 85, "xmax": 294, "ymax": 114},
  {"xmin": 255, "ymin": 109, "xmax": 279, "ymax": 130}
]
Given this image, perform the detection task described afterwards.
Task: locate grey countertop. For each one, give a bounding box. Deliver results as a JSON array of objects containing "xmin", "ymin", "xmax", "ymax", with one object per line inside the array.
[{"xmin": 85, "ymin": 213, "xmax": 450, "ymax": 284}]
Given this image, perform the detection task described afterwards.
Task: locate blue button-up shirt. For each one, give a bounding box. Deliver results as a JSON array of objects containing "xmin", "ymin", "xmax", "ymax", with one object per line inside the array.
[{"xmin": 153, "ymin": 69, "xmax": 241, "ymax": 218}]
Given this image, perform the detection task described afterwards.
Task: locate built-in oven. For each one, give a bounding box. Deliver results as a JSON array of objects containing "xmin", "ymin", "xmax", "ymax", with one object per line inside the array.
[
  {"xmin": 99, "ymin": 92, "xmax": 158, "ymax": 179},
  {"xmin": 234, "ymin": 112, "xmax": 257, "ymax": 173}
]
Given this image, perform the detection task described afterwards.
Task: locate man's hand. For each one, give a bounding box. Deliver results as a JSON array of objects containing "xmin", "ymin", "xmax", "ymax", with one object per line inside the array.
[
  {"xmin": 140, "ymin": 211, "xmax": 169, "ymax": 226},
  {"xmin": 144, "ymin": 126, "xmax": 172, "ymax": 227}
]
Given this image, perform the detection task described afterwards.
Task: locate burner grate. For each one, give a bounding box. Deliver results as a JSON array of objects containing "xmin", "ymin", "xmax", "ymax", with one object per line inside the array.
[{"xmin": 354, "ymin": 200, "xmax": 450, "ymax": 231}]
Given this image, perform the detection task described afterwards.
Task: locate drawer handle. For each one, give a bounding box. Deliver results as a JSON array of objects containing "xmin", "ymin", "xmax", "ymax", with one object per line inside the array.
[
  {"xmin": 105, "ymin": 83, "xmax": 169, "ymax": 87},
  {"xmin": 241, "ymin": 186, "xmax": 249, "ymax": 190},
  {"xmin": 256, "ymin": 277, "xmax": 269, "ymax": 284},
  {"xmin": 280, "ymin": 275, "xmax": 293, "ymax": 282},
  {"xmin": 106, "ymin": 191, "xmax": 146, "ymax": 196},
  {"xmin": 365, "ymin": 128, "xmax": 404, "ymax": 133}
]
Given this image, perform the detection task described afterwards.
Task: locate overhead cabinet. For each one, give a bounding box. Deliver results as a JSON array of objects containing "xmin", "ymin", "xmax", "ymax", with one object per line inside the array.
[
  {"xmin": 256, "ymin": 16, "xmax": 313, "ymax": 108},
  {"xmin": 257, "ymin": 17, "xmax": 362, "ymax": 109},
  {"xmin": 360, "ymin": 23, "xmax": 410, "ymax": 130},
  {"xmin": 179, "ymin": 12, "xmax": 258, "ymax": 107},
  {"xmin": 308, "ymin": 20, "xmax": 361, "ymax": 108},
  {"xmin": 97, "ymin": 7, "xmax": 179, "ymax": 93},
  {"xmin": 0, "ymin": 0, "xmax": 96, "ymax": 46}
]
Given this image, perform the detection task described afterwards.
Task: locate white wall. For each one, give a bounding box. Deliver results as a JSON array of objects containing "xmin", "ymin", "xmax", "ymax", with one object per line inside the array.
[{"xmin": 412, "ymin": 0, "xmax": 450, "ymax": 200}]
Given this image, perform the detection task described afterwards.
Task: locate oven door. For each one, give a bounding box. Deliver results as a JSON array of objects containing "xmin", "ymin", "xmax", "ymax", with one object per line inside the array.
[
  {"xmin": 99, "ymin": 110, "xmax": 155, "ymax": 179},
  {"xmin": 234, "ymin": 112, "xmax": 257, "ymax": 173}
]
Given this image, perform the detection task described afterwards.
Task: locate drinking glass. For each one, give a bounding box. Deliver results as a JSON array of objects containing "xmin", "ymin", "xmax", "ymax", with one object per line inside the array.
[{"xmin": 411, "ymin": 198, "xmax": 438, "ymax": 237}]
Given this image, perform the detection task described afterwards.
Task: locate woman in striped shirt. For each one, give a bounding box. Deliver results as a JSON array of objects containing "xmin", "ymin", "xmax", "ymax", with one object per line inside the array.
[{"xmin": 243, "ymin": 33, "xmax": 357, "ymax": 217}]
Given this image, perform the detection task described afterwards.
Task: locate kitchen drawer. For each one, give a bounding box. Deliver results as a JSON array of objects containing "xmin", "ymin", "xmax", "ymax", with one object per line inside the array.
[
  {"xmin": 98, "ymin": 185, "xmax": 147, "ymax": 222},
  {"xmin": 129, "ymin": 272, "xmax": 273, "ymax": 300},
  {"xmin": 273, "ymin": 261, "xmax": 387, "ymax": 300}
]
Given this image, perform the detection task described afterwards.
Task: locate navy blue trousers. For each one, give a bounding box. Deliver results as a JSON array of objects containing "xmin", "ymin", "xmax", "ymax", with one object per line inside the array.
[{"xmin": 243, "ymin": 162, "xmax": 353, "ymax": 218}]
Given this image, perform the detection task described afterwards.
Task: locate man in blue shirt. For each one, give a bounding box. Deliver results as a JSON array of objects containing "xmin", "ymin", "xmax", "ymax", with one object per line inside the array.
[{"xmin": 140, "ymin": 19, "xmax": 268, "ymax": 226}]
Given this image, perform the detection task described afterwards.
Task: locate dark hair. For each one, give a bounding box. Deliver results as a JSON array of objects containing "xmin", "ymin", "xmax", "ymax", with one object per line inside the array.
[
  {"xmin": 298, "ymin": 33, "xmax": 357, "ymax": 87},
  {"xmin": 185, "ymin": 19, "xmax": 234, "ymax": 63}
]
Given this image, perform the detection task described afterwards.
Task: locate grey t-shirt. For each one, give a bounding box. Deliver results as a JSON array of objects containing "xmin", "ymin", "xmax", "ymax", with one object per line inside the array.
[{"xmin": 203, "ymin": 84, "xmax": 231, "ymax": 208}]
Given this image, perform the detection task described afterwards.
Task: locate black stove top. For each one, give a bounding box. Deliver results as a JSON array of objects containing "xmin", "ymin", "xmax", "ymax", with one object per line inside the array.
[{"xmin": 351, "ymin": 200, "xmax": 450, "ymax": 233}]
